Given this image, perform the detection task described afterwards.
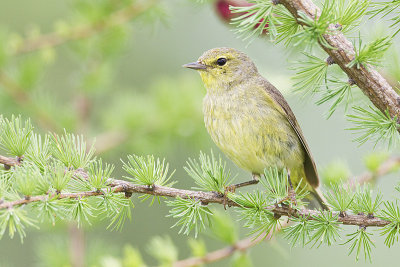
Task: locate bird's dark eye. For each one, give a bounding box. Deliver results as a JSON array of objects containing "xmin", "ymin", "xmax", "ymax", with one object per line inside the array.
[{"xmin": 216, "ymin": 57, "xmax": 227, "ymax": 66}]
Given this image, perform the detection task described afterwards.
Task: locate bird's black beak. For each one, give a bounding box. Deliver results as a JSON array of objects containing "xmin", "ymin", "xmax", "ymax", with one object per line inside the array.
[{"xmin": 182, "ymin": 61, "xmax": 207, "ymax": 70}]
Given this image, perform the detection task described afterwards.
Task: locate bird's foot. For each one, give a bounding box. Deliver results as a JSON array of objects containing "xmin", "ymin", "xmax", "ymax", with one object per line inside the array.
[
  {"xmin": 222, "ymin": 184, "xmax": 236, "ymax": 209},
  {"xmin": 288, "ymin": 187, "xmax": 298, "ymax": 207},
  {"xmin": 276, "ymin": 188, "xmax": 297, "ymax": 209}
]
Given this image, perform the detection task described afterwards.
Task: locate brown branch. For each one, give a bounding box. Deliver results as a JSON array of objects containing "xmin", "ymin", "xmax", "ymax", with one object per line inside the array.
[
  {"xmin": 354, "ymin": 156, "xmax": 400, "ymax": 185},
  {"xmin": 173, "ymin": 222, "xmax": 285, "ymax": 267},
  {"xmin": 174, "ymin": 234, "xmax": 265, "ymax": 267},
  {"xmin": 0, "ymin": 177, "xmax": 391, "ymax": 227},
  {"xmin": 0, "ymin": 155, "xmax": 19, "ymax": 169},
  {"xmin": 279, "ymin": 0, "xmax": 400, "ymax": 127},
  {"xmin": 0, "ymin": 190, "xmax": 106, "ymax": 210},
  {"xmin": 0, "ymin": 153, "xmax": 394, "ymax": 227},
  {"xmin": 13, "ymin": 1, "xmax": 156, "ymax": 55}
]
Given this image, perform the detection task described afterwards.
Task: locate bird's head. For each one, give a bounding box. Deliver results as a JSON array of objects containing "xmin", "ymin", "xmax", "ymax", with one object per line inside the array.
[{"xmin": 183, "ymin": 47, "xmax": 258, "ymax": 92}]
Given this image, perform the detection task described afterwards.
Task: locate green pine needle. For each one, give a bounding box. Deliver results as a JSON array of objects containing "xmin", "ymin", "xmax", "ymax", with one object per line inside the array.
[
  {"xmin": 291, "ymin": 53, "xmax": 330, "ymax": 96},
  {"xmin": 0, "ymin": 115, "xmax": 33, "ymax": 157},
  {"xmin": 284, "ymin": 216, "xmax": 311, "ymax": 247},
  {"xmin": 50, "ymin": 131, "xmax": 95, "ymax": 169},
  {"xmin": 46, "ymin": 161, "xmax": 73, "ymax": 192},
  {"xmin": 13, "ymin": 163, "xmax": 43, "ymax": 197},
  {"xmin": 344, "ymin": 227, "xmax": 375, "ymax": 262},
  {"xmin": 184, "ymin": 151, "xmax": 232, "ymax": 193},
  {"xmin": 167, "ymin": 197, "xmax": 212, "ymax": 238},
  {"xmin": 335, "ymin": 0, "xmax": 369, "ymax": 33},
  {"xmin": 316, "ymin": 79, "xmax": 355, "ymax": 118},
  {"xmin": 260, "ymin": 167, "xmax": 288, "ymax": 201},
  {"xmin": 274, "ymin": 6, "xmax": 300, "ymax": 46},
  {"xmin": 261, "ymin": 167, "xmax": 308, "ymax": 204},
  {"xmin": 229, "ymin": 191, "xmax": 280, "ymax": 239},
  {"xmin": 33, "ymin": 198, "xmax": 66, "ymax": 225},
  {"xmin": 87, "ymin": 159, "xmax": 114, "ymax": 190},
  {"xmin": 351, "ymin": 185, "xmax": 382, "ymax": 216},
  {"xmin": 308, "ymin": 211, "xmax": 341, "ymax": 247},
  {"xmin": 229, "ymin": 191, "xmax": 268, "ymax": 210},
  {"xmin": 293, "ymin": 0, "xmax": 337, "ymax": 49},
  {"xmin": 347, "ymin": 36, "xmax": 392, "ymax": 69},
  {"xmin": 347, "ymin": 106, "xmax": 400, "ymax": 148},
  {"xmin": 379, "ymin": 201, "xmax": 400, "ymax": 248},
  {"xmin": 324, "ymin": 183, "xmax": 354, "ymax": 213},
  {"xmin": 122, "ymin": 154, "xmax": 175, "ymax": 187},
  {"xmin": 25, "ymin": 133, "xmax": 51, "ymax": 172},
  {"xmin": 69, "ymin": 198, "xmax": 94, "ymax": 227},
  {"xmin": 230, "ymin": 0, "xmax": 278, "ymax": 41},
  {"xmin": 122, "ymin": 154, "xmax": 175, "ymax": 205},
  {"xmin": 0, "ymin": 208, "xmax": 38, "ymax": 242},
  {"xmin": 369, "ymin": 1, "xmax": 400, "ymax": 36},
  {"xmin": 103, "ymin": 194, "xmax": 133, "ymax": 231}
]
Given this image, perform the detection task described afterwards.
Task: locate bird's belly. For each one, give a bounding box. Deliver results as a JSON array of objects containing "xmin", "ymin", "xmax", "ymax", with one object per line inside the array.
[{"xmin": 203, "ymin": 97, "xmax": 304, "ymax": 174}]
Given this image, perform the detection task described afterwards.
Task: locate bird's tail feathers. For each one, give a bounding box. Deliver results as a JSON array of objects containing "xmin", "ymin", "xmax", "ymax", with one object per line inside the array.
[{"xmin": 308, "ymin": 187, "xmax": 330, "ymax": 211}]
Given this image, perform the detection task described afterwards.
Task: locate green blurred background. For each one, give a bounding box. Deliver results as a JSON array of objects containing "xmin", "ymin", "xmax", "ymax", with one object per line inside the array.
[{"xmin": 0, "ymin": 0, "xmax": 397, "ymax": 266}]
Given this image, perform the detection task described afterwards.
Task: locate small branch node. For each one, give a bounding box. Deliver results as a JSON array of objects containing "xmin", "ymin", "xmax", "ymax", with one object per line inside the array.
[
  {"xmin": 348, "ymin": 77, "xmax": 356, "ymax": 86},
  {"xmin": 271, "ymin": 0, "xmax": 280, "ymax": 5},
  {"xmin": 200, "ymin": 200, "xmax": 209, "ymax": 206},
  {"xmin": 146, "ymin": 184, "xmax": 155, "ymax": 191},
  {"xmin": 334, "ymin": 23, "xmax": 342, "ymax": 30},
  {"xmin": 124, "ymin": 192, "xmax": 133, "ymax": 198},
  {"xmin": 326, "ymin": 56, "xmax": 335, "ymax": 65},
  {"xmin": 17, "ymin": 156, "xmax": 24, "ymax": 164}
]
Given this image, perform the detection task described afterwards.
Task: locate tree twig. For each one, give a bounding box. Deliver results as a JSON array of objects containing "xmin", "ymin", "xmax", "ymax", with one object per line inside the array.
[
  {"xmin": 173, "ymin": 222, "xmax": 286, "ymax": 267},
  {"xmin": 279, "ymin": 0, "xmax": 400, "ymax": 127},
  {"xmin": 174, "ymin": 234, "xmax": 265, "ymax": 267},
  {"xmin": 0, "ymin": 154, "xmax": 395, "ymax": 227},
  {"xmin": 0, "ymin": 176, "xmax": 391, "ymax": 227},
  {"xmin": 0, "ymin": 155, "xmax": 19, "ymax": 169},
  {"xmin": 354, "ymin": 156, "xmax": 400, "ymax": 185}
]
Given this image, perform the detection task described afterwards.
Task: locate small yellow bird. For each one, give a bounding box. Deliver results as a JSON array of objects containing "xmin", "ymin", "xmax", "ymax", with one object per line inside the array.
[{"xmin": 184, "ymin": 47, "xmax": 327, "ymax": 209}]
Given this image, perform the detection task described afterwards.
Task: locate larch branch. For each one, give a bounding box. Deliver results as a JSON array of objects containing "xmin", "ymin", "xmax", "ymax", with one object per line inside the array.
[
  {"xmin": 0, "ymin": 154, "xmax": 395, "ymax": 227},
  {"xmin": 279, "ymin": 0, "xmax": 400, "ymax": 127},
  {"xmin": 173, "ymin": 227, "xmax": 279, "ymax": 267}
]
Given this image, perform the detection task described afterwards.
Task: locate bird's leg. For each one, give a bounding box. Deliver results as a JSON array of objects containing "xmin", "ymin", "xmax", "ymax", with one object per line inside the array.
[
  {"xmin": 287, "ymin": 170, "xmax": 297, "ymax": 207},
  {"xmin": 276, "ymin": 169, "xmax": 297, "ymax": 207},
  {"xmin": 223, "ymin": 173, "xmax": 260, "ymax": 209},
  {"xmin": 230, "ymin": 173, "xmax": 260, "ymax": 190}
]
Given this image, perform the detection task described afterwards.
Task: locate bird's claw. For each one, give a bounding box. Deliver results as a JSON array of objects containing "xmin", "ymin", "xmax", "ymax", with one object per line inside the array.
[
  {"xmin": 277, "ymin": 188, "xmax": 297, "ymax": 210},
  {"xmin": 222, "ymin": 185, "xmax": 236, "ymax": 209}
]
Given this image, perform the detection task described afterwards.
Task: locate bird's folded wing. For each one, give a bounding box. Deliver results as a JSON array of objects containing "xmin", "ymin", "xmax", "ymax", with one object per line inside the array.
[{"xmin": 262, "ymin": 80, "xmax": 319, "ymax": 188}]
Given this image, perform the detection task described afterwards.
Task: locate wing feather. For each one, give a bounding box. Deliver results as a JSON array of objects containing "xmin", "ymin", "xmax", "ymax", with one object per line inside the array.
[{"xmin": 261, "ymin": 79, "xmax": 319, "ymax": 188}]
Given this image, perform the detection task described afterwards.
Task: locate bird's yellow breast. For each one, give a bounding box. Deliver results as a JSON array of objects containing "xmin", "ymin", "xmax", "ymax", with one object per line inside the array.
[{"xmin": 202, "ymin": 85, "xmax": 304, "ymax": 175}]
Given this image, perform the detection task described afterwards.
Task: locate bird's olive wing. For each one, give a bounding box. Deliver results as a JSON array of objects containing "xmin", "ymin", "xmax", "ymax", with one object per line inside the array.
[{"xmin": 263, "ymin": 80, "xmax": 319, "ymax": 188}]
